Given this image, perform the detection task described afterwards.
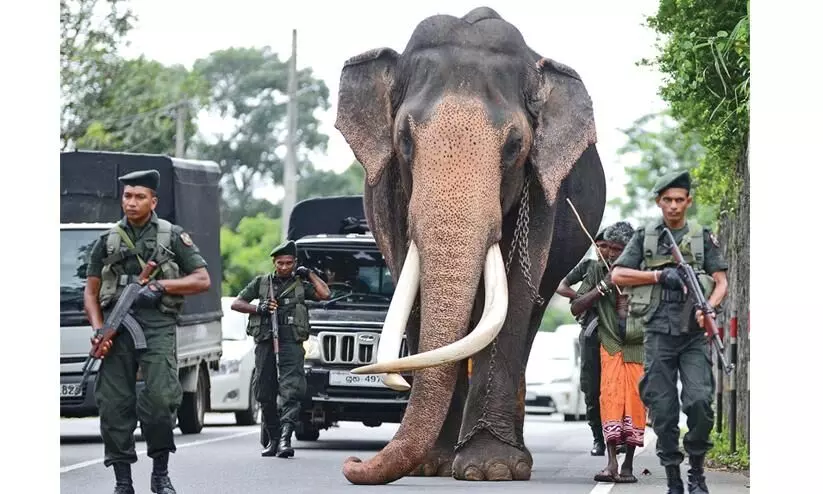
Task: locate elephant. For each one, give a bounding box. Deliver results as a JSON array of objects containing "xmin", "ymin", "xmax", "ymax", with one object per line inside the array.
[{"xmin": 334, "ymin": 6, "xmax": 607, "ymax": 485}]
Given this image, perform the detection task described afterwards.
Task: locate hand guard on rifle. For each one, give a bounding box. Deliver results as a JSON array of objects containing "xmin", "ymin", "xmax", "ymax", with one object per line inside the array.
[
  {"xmin": 135, "ymin": 280, "xmax": 165, "ymax": 308},
  {"xmin": 295, "ymin": 266, "xmax": 311, "ymax": 279},
  {"xmin": 657, "ymin": 267, "xmax": 685, "ymax": 292}
]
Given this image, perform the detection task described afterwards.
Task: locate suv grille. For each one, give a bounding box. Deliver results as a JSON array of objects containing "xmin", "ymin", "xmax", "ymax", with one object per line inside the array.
[{"xmin": 319, "ymin": 331, "xmax": 409, "ymax": 365}]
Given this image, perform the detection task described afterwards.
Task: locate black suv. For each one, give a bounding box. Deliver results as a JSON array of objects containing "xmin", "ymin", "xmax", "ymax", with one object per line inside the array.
[{"xmin": 284, "ymin": 196, "xmax": 412, "ymax": 442}]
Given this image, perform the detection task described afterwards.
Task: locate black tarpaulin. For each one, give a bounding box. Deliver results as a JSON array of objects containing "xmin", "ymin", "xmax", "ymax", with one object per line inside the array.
[
  {"xmin": 60, "ymin": 151, "xmax": 223, "ymax": 323},
  {"xmin": 287, "ymin": 195, "xmax": 369, "ymax": 240}
]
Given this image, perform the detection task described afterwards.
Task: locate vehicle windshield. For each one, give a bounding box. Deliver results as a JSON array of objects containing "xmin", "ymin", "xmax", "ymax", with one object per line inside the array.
[
  {"xmin": 299, "ymin": 245, "xmax": 395, "ymax": 308},
  {"xmin": 61, "ymin": 228, "xmax": 104, "ymax": 311}
]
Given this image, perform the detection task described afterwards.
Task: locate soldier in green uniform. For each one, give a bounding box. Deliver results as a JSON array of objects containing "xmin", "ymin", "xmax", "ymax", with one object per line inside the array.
[
  {"xmin": 230, "ymin": 240, "xmax": 330, "ymax": 458},
  {"xmin": 556, "ymin": 227, "xmax": 610, "ymax": 456},
  {"xmin": 84, "ymin": 169, "xmax": 212, "ymax": 494},
  {"xmin": 611, "ymin": 170, "xmax": 729, "ymax": 494}
]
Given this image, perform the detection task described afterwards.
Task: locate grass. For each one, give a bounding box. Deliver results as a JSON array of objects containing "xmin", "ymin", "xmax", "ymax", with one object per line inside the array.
[{"xmin": 679, "ymin": 427, "xmax": 749, "ymax": 472}]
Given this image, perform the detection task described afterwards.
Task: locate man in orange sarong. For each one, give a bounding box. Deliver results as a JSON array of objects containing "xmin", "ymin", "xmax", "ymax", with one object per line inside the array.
[{"xmin": 571, "ymin": 221, "xmax": 643, "ymax": 484}]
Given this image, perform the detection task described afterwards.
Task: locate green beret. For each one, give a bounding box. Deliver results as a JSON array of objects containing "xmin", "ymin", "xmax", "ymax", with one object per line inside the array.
[
  {"xmin": 652, "ymin": 170, "xmax": 691, "ymax": 195},
  {"xmin": 118, "ymin": 169, "xmax": 160, "ymax": 191},
  {"xmin": 270, "ymin": 240, "xmax": 297, "ymax": 258}
]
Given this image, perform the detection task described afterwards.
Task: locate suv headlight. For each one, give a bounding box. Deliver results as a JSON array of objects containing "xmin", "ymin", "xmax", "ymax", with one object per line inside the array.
[{"xmin": 303, "ymin": 334, "xmax": 321, "ymax": 361}]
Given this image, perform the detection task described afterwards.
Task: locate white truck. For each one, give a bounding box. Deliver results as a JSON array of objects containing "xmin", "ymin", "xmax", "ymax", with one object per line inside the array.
[{"xmin": 59, "ymin": 151, "xmax": 224, "ymax": 434}]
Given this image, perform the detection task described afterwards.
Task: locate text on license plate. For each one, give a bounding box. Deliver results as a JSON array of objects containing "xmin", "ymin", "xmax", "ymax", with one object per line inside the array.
[
  {"xmin": 61, "ymin": 383, "xmax": 83, "ymax": 398},
  {"xmin": 329, "ymin": 371, "xmax": 387, "ymax": 388}
]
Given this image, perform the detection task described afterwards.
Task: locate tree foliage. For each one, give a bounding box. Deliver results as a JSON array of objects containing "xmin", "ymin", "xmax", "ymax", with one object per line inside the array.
[
  {"xmin": 220, "ymin": 214, "xmax": 283, "ymax": 296},
  {"xmin": 613, "ymin": 111, "xmax": 718, "ymax": 227},
  {"xmin": 297, "ymin": 161, "xmax": 365, "ymax": 201},
  {"xmin": 61, "ymin": 0, "xmax": 135, "ymax": 148},
  {"xmin": 70, "ymin": 57, "xmax": 209, "ymax": 154},
  {"xmin": 192, "ymin": 47, "xmax": 331, "ymax": 226},
  {"xmin": 641, "ymin": 0, "xmax": 749, "ymax": 211}
]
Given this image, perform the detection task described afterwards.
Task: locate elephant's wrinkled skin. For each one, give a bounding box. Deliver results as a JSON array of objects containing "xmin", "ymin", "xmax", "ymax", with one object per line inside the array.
[{"xmin": 334, "ymin": 6, "xmax": 607, "ymax": 485}]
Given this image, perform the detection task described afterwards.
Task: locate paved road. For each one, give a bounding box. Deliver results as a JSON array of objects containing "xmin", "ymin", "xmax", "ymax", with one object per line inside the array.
[{"xmin": 60, "ymin": 413, "xmax": 749, "ymax": 493}]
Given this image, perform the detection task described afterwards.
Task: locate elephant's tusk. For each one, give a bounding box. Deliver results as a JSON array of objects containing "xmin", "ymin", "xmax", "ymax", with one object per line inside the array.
[
  {"xmin": 373, "ymin": 241, "xmax": 420, "ymax": 391},
  {"xmin": 351, "ymin": 243, "xmax": 508, "ymax": 375}
]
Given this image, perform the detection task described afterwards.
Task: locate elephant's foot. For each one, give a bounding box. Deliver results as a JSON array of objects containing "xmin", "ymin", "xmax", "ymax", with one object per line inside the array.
[
  {"xmin": 452, "ymin": 429, "xmax": 532, "ymax": 481},
  {"xmin": 409, "ymin": 445, "xmax": 455, "ymax": 477}
]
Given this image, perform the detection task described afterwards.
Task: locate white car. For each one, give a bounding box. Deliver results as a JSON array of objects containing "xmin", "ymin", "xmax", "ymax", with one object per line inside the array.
[
  {"xmin": 525, "ymin": 325, "xmax": 587, "ymax": 420},
  {"xmin": 208, "ymin": 297, "xmax": 259, "ymax": 425}
]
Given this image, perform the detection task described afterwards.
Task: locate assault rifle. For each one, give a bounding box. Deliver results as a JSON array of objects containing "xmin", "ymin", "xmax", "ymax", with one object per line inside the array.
[
  {"xmin": 662, "ymin": 228, "xmax": 734, "ymax": 375},
  {"xmin": 78, "ymin": 261, "xmax": 159, "ymax": 391},
  {"xmin": 266, "ymin": 274, "xmax": 280, "ymax": 379}
]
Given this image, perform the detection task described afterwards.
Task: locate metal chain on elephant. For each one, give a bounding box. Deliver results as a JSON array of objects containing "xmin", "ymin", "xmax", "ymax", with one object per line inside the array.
[
  {"xmin": 455, "ymin": 174, "xmax": 540, "ymax": 453},
  {"xmin": 505, "ymin": 174, "xmax": 546, "ymax": 306}
]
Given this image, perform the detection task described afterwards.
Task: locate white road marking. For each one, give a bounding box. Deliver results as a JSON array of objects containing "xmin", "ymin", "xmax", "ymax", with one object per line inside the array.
[
  {"xmin": 60, "ymin": 430, "xmax": 257, "ymax": 474},
  {"xmin": 587, "ymin": 427, "xmax": 658, "ymax": 494}
]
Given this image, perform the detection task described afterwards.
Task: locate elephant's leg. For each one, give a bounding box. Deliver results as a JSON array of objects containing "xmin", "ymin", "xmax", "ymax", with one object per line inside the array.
[
  {"xmin": 452, "ymin": 302, "xmax": 538, "ymax": 481},
  {"xmin": 410, "ymin": 359, "xmax": 468, "ymax": 476},
  {"xmin": 452, "ymin": 180, "xmax": 555, "ymax": 482}
]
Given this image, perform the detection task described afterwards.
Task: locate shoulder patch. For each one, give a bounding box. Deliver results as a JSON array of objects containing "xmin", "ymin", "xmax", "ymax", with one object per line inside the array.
[
  {"xmin": 180, "ymin": 232, "xmax": 193, "ymax": 247},
  {"xmin": 709, "ymin": 232, "xmax": 720, "ymax": 248}
]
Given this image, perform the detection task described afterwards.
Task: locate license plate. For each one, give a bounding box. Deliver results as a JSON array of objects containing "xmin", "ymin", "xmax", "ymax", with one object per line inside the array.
[
  {"xmin": 61, "ymin": 383, "xmax": 83, "ymax": 398},
  {"xmin": 329, "ymin": 370, "xmax": 387, "ymax": 388}
]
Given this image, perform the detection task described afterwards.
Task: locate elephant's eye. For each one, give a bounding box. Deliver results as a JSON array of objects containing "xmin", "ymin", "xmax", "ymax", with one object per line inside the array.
[{"xmin": 502, "ymin": 132, "xmax": 523, "ymax": 167}]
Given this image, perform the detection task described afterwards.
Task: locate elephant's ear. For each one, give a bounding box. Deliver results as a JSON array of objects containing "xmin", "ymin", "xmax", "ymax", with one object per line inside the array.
[
  {"xmin": 528, "ymin": 58, "xmax": 598, "ymax": 205},
  {"xmin": 335, "ymin": 48, "xmax": 400, "ymax": 187}
]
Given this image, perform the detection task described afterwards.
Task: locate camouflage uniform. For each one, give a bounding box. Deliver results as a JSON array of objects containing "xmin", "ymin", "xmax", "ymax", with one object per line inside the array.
[
  {"xmin": 236, "ymin": 240, "xmax": 319, "ymax": 457},
  {"xmin": 86, "ymin": 169, "xmax": 208, "ymax": 494},
  {"xmin": 613, "ymin": 170, "xmax": 728, "ymax": 494}
]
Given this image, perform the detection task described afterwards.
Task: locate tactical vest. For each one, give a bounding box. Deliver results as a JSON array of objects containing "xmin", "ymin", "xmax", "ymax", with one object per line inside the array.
[
  {"xmin": 246, "ymin": 275, "xmax": 310, "ymax": 343},
  {"xmin": 625, "ymin": 220, "xmax": 715, "ymax": 331},
  {"xmin": 98, "ymin": 218, "xmax": 184, "ymax": 315}
]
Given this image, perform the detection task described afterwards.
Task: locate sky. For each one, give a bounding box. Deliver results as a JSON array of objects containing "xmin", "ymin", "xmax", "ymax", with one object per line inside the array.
[{"xmin": 119, "ymin": 0, "xmax": 669, "ymax": 225}]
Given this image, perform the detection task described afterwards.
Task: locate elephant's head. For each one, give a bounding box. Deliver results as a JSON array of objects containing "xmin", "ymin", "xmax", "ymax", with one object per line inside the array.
[{"xmin": 334, "ymin": 7, "xmax": 599, "ymax": 484}]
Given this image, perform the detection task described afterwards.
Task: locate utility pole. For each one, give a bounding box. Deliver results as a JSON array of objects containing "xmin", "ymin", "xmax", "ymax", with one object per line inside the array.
[
  {"xmin": 282, "ymin": 29, "xmax": 298, "ymax": 242},
  {"xmin": 175, "ymin": 101, "xmax": 186, "ymax": 158}
]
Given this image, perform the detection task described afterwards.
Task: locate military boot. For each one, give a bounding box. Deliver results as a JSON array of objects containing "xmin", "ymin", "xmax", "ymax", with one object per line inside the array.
[
  {"xmin": 150, "ymin": 452, "xmax": 177, "ymax": 494},
  {"xmin": 687, "ymin": 455, "xmax": 710, "ymax": 493},
  {"xmin": 261, "ymin": 424, "xmax": 281, "ymax": 457},
  {"xmin": 665, "ymin": 465, "xmax": 685, "ymax": 494},
  {"xmin": 112, "ymin": 463, "xmax": 134, "ymax": 494},
  {"xmin": 590, "ymin": 425, "xmax": 605, "ymax": 456},
  {"xmin": 276, "ymin": 423, "xmax": 295, "ymax": 458}
]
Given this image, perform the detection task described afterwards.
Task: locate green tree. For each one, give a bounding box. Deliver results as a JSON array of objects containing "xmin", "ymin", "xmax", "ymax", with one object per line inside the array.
[
  {"xmin": 61, "ymin": 0, "xmax": 136, "ymax": 149},
  {"xmin": 297, "ymin": 160, "xmax": 365, "ymax": 201},
  {"xmin": 612, "ymin": 112, "xmax": 718, "ymax": 228},
  {"xmin": 69, "ymin": 56, "xmax": 209, "ymax": 155},
  {"xmin": 641, "ymin": 0, "xmax": 749, "ymax": 210},
  {"xmin": 220, "ymin": 214, "xmax": 282, "ymax": 296},
  {"xmin": 192, "ymin": 47, "xmax": 331, "ymax": 226}
]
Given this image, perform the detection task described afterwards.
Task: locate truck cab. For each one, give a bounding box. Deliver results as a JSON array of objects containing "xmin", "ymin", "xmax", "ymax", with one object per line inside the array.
[{"xmin": 284, "ymin": 196, "xmax": 412, "ymax": 441}]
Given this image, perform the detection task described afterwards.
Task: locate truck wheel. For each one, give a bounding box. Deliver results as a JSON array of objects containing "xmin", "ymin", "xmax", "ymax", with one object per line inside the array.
[
  {"xmin": 235, "ymin": 378, "xmax": 260, "ymax": 426},
  {"xmin": 178, "ymin": 366, "xmax": 207, "ymax": 434},
  {"xmin": 295, "ymin": 422, "xmax": 319, "ymax": 441}
]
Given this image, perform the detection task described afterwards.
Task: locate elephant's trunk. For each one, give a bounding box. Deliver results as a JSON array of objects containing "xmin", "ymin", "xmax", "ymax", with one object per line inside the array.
[{"xmin": 342, "ymin": 94, "xmax": 507, "ymax": 485}]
